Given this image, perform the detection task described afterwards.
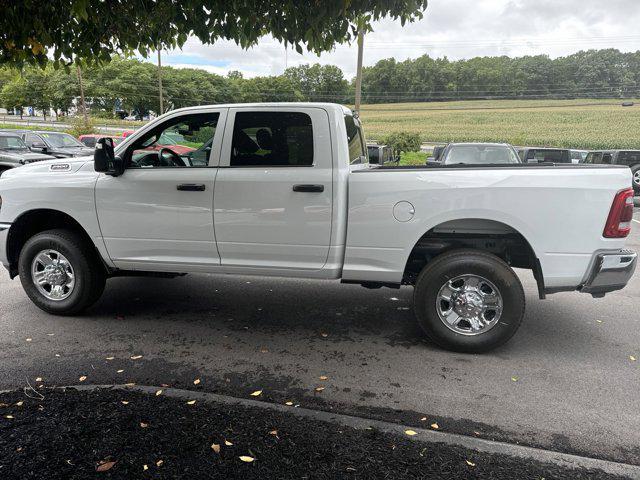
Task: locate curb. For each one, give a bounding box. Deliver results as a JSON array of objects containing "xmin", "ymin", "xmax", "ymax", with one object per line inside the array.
[{"xmin": 50, "ymin": 384, "xmax": 640, "ymax": 479}]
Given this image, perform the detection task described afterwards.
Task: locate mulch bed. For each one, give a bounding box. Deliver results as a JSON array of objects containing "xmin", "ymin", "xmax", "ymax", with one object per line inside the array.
[{"xmin": 0, "ymin": 387, "xmax": 626, "ymax": 479}]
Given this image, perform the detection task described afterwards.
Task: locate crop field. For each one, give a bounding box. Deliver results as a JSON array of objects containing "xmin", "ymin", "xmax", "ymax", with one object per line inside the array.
[{"xmin": 358, "ymin": 98, "xmax": 640, "ymax": 150}]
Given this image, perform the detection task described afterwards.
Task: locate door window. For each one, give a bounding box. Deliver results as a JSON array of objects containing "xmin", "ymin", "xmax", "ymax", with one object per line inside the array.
[
  {"xmin": 602, "ymin": 153, "xmax": 613, "ymax": 164},
  {"xmin": 230, "ymin": 111, "xmax": 314, "ymax": 167},
  {"xmin": 345, "ymin": 114, "xmax": 366, "ymax": 164},
  {"xmin": 127, "ymin": 113, "xmax": 219, "ymax": 168},
  {"xmin": 24, "ymin": 133, "xmax": 41, "ymax": 147}
]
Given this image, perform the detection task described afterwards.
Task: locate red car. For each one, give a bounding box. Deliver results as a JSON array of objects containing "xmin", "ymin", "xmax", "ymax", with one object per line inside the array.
[{"xmin": 78, "ymin": 134, "xmax": 124, "ymax": 148}]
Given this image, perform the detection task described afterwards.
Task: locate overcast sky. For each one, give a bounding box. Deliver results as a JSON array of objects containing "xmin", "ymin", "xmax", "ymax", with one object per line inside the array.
[{"xmin": 156, "ymin": 0, "xmax": 640, "ymax": 79}]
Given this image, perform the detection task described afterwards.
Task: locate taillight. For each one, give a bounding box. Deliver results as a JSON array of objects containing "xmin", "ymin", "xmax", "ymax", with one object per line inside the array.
[{"xmin": 603, "ymin": 188, "xmax": 634, "ymax": 238}]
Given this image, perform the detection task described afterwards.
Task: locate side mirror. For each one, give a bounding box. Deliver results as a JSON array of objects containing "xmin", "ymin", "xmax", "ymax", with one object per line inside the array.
[
  {"xmin": 94, "ymin": 137, "xmax": 124, "ymax": 176},
  {"xmin": 31, "ymin": 141, "xmax": 47, "ymax": 152}
]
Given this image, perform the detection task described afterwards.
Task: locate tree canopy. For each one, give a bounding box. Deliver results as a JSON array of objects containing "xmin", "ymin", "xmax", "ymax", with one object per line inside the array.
[{"xmin": 0, "ymin": 0, "xmax": 428, "ymax": 67}]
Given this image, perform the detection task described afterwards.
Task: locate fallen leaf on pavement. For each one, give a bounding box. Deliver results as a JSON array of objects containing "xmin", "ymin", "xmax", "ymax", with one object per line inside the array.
[
  {"xmin": 285, "ymin": 401, "xmax": 293, "ymax": 406},
  {"xmin": 315, "ymin": 387, "xmax": 325, "ymax": 392},
  {"xmin": 250, "ymin": 390, "xmax": 262, "ymax": 397},
  {"xmin": 117, "ymin": 370, "xmax": 124, "ymax": 373},
  {"xmin": 106, "ymin": 357, "xmax": 115, "ymax": 361},
  {"xmin": 239, "ymin": 456, "xmax": 255, "ymax": 463},
  {"xmin": 319, "ymin": 375, "xmax": 328, "ymax": 380},
  {"xmin": 121, "ymin": 401, "xmax": 129, "ymax": 405},
  {"xmin": 211, "ymin": 443, "xmax": 221, "ymax": 453},
  {"xmin": 130, "ymin": 355, "xmax": 143, "ymax": 360},
  {"xmin": 156, "ymin": 460, "xmax": 163, "ymax": 467},
  {"xmin": 269, "ymin": 430, "xmax": 278, "ymax": 436},
  {"xmin": 630, "ymin": 355, "xmax": 637, "ymax": 362},
  {"xmin": 320, "ymin": 333, "xmax": 328, "ymax": 337},
  {"xmin": 140, "ymin": 422, "xmax": 149, "ymax": 428},
  {"xmin": 224, "ymin": 440, "xmax": 233, "ymax": 446},
  {"xmin": 186, "ymin": 400, "xmax": 196, "ymax": 405},
  {"xmin": 16, "ymin": 401, "xmax": 23, "ymax": 407},
  {"xmin": 193, "ymin": 379, "xmax": 201, "ymax": 385},
  {"xmin": 155, "ymin": 390, "xmax": 163, "ymax": 396},
  {"xmin": 26, "ymin": 338, "xmax": 32, "ymax": 342},
  {"xmin": 143, "ymin": 464, "xmax": 148, "ymax": 471},
  {"xmin": 420, "ymin": 417, "xmax": 427, "ymax": 421},
  {"xmin": 511, "ymin": 376, "xmax": 519, "ymax": 382},
  {"xmin": 404, "ymin": 430, "xmax": 417, "ymax": 436},
  {"xmin": 431, "ymin": 423, "xmax": 439, "ymax": 430},
  {"xmin": 79, "ymin": 376, "xmax": 87, "ymax": 382},
  {"xmin": 35, "ymin": 377, "xmax": 42, "ymax": 382},
  {"xmin": 124, "ymin": 383, "xmax": 136, "ymax": 387},
  {"xmin": 5, "ymin": 415, "xmax": 14, "ymax": 419},
  {"xmin": 96, "ymin": 461, "xmax": 116, "ymax": 472},
  {"xmin": 466, "ymin": 460, "xmax": 476, "ymax": 467}
]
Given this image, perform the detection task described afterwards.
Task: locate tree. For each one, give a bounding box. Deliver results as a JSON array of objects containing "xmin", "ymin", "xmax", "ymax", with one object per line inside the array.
[
  {"xmin": 285, "ymin": 64, "xmax": 350, "ymax": 102},
  {"xmin": 0, "ymin": 1, "xmax": 428, "ymax": 67},
  {"xmin": 381, "ymin": 132, "xmax": 421, "ymax": 154},
  {"xmin": 0, "ymin": 76, "xmax": 29, "ymax": 118}
]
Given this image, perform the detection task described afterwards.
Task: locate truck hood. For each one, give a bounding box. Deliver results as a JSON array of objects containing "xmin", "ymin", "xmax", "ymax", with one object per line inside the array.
[
  {"xmin": 0, "ymin": 156, "xmax": 92, "ymax": 178},
  {"xmin": 48, "ymin": 146, "xmax": 95, "ymax": 157},
  {"xmin": 0, "ymin": 150, "xmax": 56, "ymax": 164}
]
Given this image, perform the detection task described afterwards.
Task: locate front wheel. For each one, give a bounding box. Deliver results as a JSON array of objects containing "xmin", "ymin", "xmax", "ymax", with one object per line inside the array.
[
  {"xmin": 18, "ymin": 229, "xmax": 106, "ymax": 315},
  {"xmin": 413, "ymin": 249, "xmax": 525, "ymax": 353}
]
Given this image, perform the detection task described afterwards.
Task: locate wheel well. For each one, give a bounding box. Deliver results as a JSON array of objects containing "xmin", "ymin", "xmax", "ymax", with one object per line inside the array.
[
  {"xmin": 403, "ymin": 219, "xmax": 545, "ymax": 298},
  {"xmin": 6, "ymin": 209, "xmax": 106, "ymax": 278}
]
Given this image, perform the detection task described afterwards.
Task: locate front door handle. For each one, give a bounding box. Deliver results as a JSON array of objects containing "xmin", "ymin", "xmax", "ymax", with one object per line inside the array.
[
  {"xmin": 293, "ymin": 184, "xmax": 324, "ymax": 193},
  {"xmin": 177, "ymin": 183, "xmax": 206, "ymax": 191}
]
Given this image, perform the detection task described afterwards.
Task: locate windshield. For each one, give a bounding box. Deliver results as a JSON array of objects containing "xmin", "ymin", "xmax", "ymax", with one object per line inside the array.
[
  {"xmin": 0, "ymin": 136, "xmax": 28, "ymax": 150},
  {"xmin": 444, "ymin": 145, "xmax": 521, "ymax": 165},
  {"xmin": 40, "ymin": 132, "xmax": 85, "ymax": 148}
]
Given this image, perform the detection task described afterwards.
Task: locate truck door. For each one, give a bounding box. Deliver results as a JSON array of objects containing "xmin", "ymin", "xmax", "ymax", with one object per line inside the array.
[
  {"xmin": 95, "ymin": 108, "xmax": 227, "ymax": 271},
  {"xmin": 213, "ymin": 107, "xmax": 333, "ymax": 271}
]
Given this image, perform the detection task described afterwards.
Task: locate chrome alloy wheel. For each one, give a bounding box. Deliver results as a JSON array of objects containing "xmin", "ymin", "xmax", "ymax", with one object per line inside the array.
[
  {"xmin": 31, "ymin": 249, "xmax": 76, "ymax": 301},
  {"xmin": 633, "ymin": 170, "xmax": 640, "ymax": 187},
  {"xmin": 436, "ymin": 274, "xmax": 503, "ymax": 336}
]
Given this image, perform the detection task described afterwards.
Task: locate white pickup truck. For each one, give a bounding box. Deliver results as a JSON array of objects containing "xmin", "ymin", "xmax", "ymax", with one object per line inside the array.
[{"xmin": 0, "ymin": 103, "xmax": 636, "ymax": 353}]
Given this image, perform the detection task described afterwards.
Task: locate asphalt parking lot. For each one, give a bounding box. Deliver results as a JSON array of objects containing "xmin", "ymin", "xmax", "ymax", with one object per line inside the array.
[{"xmin": 1, "ymin": 208, "xmax": 639, "ymax": 466}]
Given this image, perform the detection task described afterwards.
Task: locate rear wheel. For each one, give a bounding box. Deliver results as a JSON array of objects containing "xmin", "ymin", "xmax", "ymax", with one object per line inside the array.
[
  {"xmin": 18, "ymin": 229, "xmax": 106, "ymax": 315},
  {"xmin": 631, "ymin": 165, "xmax": 640, "ymax": 195},
  {"xmin": 413, "ymin": 249, "xmax": 525, "ymax": 353}
]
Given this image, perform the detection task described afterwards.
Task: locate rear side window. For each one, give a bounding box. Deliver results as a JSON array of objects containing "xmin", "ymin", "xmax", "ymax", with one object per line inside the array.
[
  {"xmin": 345, "ymin": 115, "xmax": 366, "ymax": 164},
  {"xmin": 230, "ymin": 111, "xmax": 313, "ymax": 167},
  {"xmin": 617, "ymin": 151, "xmax": 640, "ymax": 166},
  {"xmin": 81, "ymin": 137, "xmax": 96, "ymax": 147}
]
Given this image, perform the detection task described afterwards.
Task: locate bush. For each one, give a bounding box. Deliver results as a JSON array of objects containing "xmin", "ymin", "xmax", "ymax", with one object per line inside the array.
[
  {"xmin": 65, "ymin": 116, "xmax": 96, "ymax": 137},
  {"xmin": 381, "ymin": 131, "xmax": 422, "ymax": 154}
]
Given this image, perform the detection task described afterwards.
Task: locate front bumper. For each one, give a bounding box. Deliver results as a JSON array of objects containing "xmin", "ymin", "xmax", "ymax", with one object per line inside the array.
[
  {"xmin": 580, "ymin": 249, "xmax": 637, "ymax": 297},
  {"xmin": 0, "ymin": 222, "xmax": 10, "ymax": 271}
]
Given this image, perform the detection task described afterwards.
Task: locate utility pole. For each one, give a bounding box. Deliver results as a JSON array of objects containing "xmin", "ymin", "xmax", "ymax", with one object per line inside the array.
[
  {"xmin": 157, "ymin": 48, "xmax": 164, "ymax": 114},
  {"xmin": 354, "ymin": 17, "xmax": 365, "ymax": 114},
  {"xmin": 76, "ymin": 65, "xmax": 88, "ymax": 124}
]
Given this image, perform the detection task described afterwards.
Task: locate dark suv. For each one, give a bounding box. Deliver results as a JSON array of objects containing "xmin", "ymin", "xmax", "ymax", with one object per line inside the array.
[
  {"xmin": 0, "ymin": 132, "xmax": 56, "ymax": 176},
  {"xmin": 585, "ymin": 150, "xmax": 640, "ymax": 195},
  {"xmin": 18, "ymin": 130, "xmax": 94, "ymax": 158}
]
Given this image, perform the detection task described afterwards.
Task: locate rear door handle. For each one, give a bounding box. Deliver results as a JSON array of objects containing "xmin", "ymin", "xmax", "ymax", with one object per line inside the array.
[
  {"xmin": 292, "ymin": 184, "xmax": 324, "ymax": 193},
  {"xmin": 177, "ymin": 183, "xmax": 206, "ymax": 191}
]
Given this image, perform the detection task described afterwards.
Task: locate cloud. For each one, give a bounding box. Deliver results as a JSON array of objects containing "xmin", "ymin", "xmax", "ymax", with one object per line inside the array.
[{"xmin": 149, "ymin": 0, "xmax": 640, "ymax": 79}]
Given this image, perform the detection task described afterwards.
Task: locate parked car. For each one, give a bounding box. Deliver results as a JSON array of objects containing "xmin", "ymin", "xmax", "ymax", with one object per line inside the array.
[
  {"xmin": 0, "ymin": 103, "xmax": 636, "ymax": 354},
  {"xmin": 0, "ymin": 132, "xmax": 56, "ymax": 176},
  {"xmin": 584, "ymin": 150, "xmax": 640, "ymax": 195},
  {"xmin": 367, "ymin": 144, "xmax": 398, "ymax": 165},
  {"xmin": 78, "ymin": 134, "xmax": 124, "ymax": 148},
  {"xmin": 518, "ymin": 147, "xmax": 571, "ymax": 164},
  {"xmin": 428, "ymin": 143, "xmax": 521, "ymax": 165},
  {"xmin": 18, "ymin": 131, "xmax": 94, "ymax": 158}
]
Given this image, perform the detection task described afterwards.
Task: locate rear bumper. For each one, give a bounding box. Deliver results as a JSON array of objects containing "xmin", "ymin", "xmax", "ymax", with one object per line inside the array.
[{"xmin": 580, "ymin": 249, "xmax": 637, "ymax": 296}]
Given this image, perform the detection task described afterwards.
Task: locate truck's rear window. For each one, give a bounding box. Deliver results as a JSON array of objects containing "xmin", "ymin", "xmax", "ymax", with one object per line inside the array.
[{"xmin": 528, "ymin": 149, "xmax": 569, "ymax": 163}]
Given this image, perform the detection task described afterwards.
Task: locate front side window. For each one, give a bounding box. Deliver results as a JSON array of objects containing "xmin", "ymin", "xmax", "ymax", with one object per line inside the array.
[
  {"xmin": 230, "ymin": 111, "xmax": 314, "ymax": 167},
  {"xmin": 345, "ymin": 114, "xmax": 366, "ymax": 164},
  {"xmin": 618, "ymin": 151, "xmax": 640, "ymax": 166},
  {"xmin": 128, "ymin": 112, "xmax": 219, "ymax": 168}
]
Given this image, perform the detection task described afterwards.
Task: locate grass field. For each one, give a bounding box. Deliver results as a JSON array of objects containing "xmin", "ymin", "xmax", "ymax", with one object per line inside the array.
[{"xmin": 358, "ymin": 98, "xmax": 640, "ymax": 150}]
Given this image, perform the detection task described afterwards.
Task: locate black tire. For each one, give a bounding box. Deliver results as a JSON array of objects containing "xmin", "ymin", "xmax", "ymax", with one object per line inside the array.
[
  {"xmin": 18, "ymin": 229, "xmax": 106, "ymax": 315},
  {"xmin": 413, "ymin": 249, "xmax": 525, "ymax": 353},
  {"xmin": 631, "ymin": 165, "xmax": 640, "ymax": 195}
]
